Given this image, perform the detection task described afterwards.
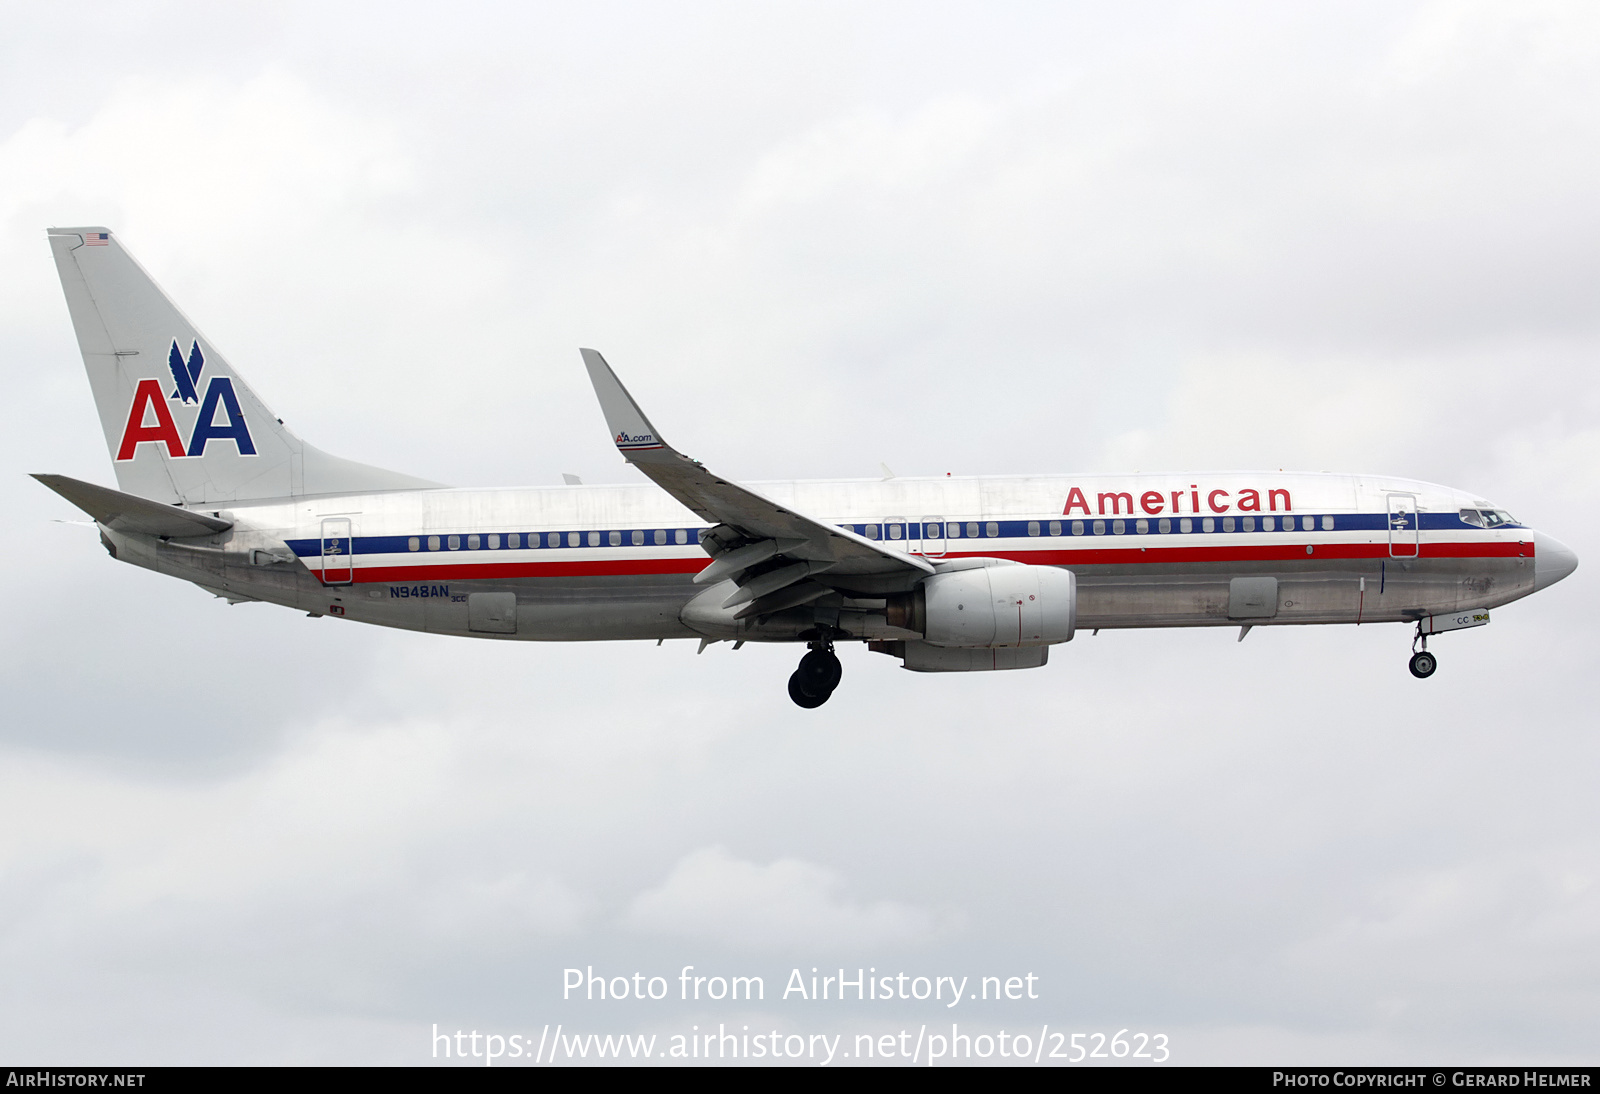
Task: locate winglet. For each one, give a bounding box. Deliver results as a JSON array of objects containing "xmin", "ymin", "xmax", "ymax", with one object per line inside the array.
[{"xmin": 580, "ymin": 349, "xmax": 670, "ymax": 461}]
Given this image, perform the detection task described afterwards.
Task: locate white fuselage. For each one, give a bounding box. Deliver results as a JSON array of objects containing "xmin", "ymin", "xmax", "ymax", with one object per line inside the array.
[{"xmin": 102, "ymin": 470, "xmax": 1552, "ymax": 645}]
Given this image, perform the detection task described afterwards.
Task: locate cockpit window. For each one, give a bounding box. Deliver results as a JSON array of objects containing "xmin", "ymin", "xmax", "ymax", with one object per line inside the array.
[
  {"xmin": 1462, "ymin": 508, "xmax": 1516, "ymax": 528},
  {"xmin": 1459, "ymin": 508, "xmax": 1485, "ymax": 527}
]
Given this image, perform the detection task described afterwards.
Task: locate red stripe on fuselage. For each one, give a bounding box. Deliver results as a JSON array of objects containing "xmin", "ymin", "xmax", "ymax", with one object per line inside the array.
[
  {"xmin": 938, "ymin": 540, "xmax": 1533, "ymax": 566},
  {"xmin": 313, "ymin": 539, "xmax": 1531, "ymax": 584},
  {"xmin": 320, "ymin": 557, "xmax": 709, "ymax": 584}
]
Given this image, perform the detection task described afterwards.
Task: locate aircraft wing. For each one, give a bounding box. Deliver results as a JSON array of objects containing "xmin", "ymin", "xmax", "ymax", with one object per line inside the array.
[
  {"xmin": 32, "ymin": 473, "xmax": 233, "ymax": 537},
  {"xmin": 581, "ymin": 349, "xmax": 933, "ymax": 613}
]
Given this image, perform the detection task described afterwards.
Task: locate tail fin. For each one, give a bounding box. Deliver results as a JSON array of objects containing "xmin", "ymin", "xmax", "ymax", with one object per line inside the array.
[{"xmin": 47, "ymin": 227, "xmax": 442, "ymax": 504}]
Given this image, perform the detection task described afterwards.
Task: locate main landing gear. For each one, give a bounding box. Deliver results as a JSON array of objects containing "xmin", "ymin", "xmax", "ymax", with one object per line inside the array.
[
  {"xmin": 788, "ymin": 637, "xmax": 843, "ymax": 708},
  {"xmin": 1409, "ymin": 624, "xmax": 1438, "ymax": 679}
]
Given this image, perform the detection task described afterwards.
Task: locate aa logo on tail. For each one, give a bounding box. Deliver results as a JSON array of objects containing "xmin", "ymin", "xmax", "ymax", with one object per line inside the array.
[{"xmin": 116, "ymin": 340, "xmax": 257, "ymax": 461}]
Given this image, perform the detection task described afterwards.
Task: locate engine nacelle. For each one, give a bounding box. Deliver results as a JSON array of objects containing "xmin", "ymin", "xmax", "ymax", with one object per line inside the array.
[
  {"xmin": 887, "ymin": 641, "xmax": 1050, "ymax": 672},
  {"xmin": 901, "ymin": 563, "xmax": 1076, "ymax": 648}
]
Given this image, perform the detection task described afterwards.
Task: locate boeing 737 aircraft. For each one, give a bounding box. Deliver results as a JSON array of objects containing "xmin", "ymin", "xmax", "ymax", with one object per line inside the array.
[{"xmin": 35, "ymin": 228, "xmax": 1579, "ymax": 706}]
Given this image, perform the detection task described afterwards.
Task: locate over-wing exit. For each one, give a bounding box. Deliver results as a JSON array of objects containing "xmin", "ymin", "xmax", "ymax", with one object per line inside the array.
[{"xmin": 35, "ymin": 228, "xmax": 1578, "ymax": 707}]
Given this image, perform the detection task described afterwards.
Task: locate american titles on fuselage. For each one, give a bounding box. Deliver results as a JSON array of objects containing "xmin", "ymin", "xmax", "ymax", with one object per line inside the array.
[{"xmin": 1063, "ymin": 485, "xmax": 1292, "ymax": 516}]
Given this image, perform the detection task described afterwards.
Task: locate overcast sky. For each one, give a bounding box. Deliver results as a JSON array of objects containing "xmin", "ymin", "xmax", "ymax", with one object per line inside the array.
[{"xmin": 3, "ymin": 0, "xmax": 1598, "ymax": 1066}]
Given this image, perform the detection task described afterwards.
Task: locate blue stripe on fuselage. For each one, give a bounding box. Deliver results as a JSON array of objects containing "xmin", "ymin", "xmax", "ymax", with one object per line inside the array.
[{"xmin": 284, "ymin": 512, "xmax": 1521, "ymax": 559}]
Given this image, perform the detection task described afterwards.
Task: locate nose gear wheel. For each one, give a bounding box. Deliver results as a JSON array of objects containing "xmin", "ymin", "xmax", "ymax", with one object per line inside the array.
[{"xmin": 1408, "ymin": 622, "xmax": 1437, "ymax": 678}]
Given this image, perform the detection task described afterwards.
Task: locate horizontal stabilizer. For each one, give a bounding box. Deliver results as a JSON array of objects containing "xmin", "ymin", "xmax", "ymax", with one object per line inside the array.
[{"xmin": 32, "ymin": 473, "xmax": 231, "ymax": 537}]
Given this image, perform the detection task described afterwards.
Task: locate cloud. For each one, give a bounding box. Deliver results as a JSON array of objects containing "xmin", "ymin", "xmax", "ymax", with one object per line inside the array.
[
  {"xmin": 0, "ymin": 68, "xmax": 411, "ymax": 268},
  {"xmin": 624, "ymin": 846, "xmax": 950, "ymax": 950}
]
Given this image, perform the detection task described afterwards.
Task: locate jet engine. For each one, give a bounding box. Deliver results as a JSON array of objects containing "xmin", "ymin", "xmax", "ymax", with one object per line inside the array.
[{"xmin": 887, "ymin": 563, "xmax": 1076, "ymax": 648}]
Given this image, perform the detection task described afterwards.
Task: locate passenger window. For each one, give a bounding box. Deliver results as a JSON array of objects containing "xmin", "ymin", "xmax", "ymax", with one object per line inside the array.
[
  {"xmin": 468, "ymin": 534, "xmax": 480, "ymax": 549},
  {"xmin": 1222, "ymin": 517, "xmax": 1235, "ymax": 532},
  {"xmin": 1093, "ymin": 520, "xmax": 1105, "ymax": 535},
  {"xmin": 428, "ymin": 535, "xmax": 440, "ymax": 550},
  {"xmin": 985, "ymin": 522, "xmax": 999, "ymax": 537},
  {"xmin": 1263, "ymin": 517, "xmax": 1274, "ymax": 531},
  {"xmin": 1049, "ymin": 521, "xmax": 1061, "ymax": 536},
  {"xmin": 1028, "ymin": 521, "xmax": 1040, "ymax": 536},
  {"xmin": 1111, "ymin": 519, "xmax": 1124, "ymax": 534},
  {"xmin": 1135, "ymin": 519, "xmax": 1148, "ymax": 534},
  {"xmin": 1202, "ymin": 517, "xmax": 1215, "ymax": 533},
  {"xmin": 1072, "ymin": 521, "xmax": 1084, "ymax": 535},
  {"xmin": 1180, "ymin": 518, "xmax": 1192, "ymax": 533},
  {"xmin": 653, "ymin": 529, "xmax": 665, "ymax": 545},
  {"xmin": 926, "ymin": 523, "xmax": 941, "ymax": 538},
  {"xmin": 608, "ymin": 530, "xmax": 621, "ymax": 546},
  {"xmin": 947, "ymin": 523, "xmax": 960, "ymax": 538},
  {"xmin": 1242, "ymin": 517, "xmax": 1255, "ymax": 532},
  {"xmin": 675, "ymin": 529, "xmax": 687, "ymax": 545},
  {"xmin": 967, "ymin": 522, "xmax": 979, "ymax": 538},
  {"xmin": 567, "ymin": 532, "xmax": 579, "ymax": 547},
  {"xmin": 448, "ymin": 535, "xmax": 460, "ymax": 550},
  {"xmin": 865, "ymin": 524, "xmax": 879, "ymax": 540},
  {"xmin": 1159, "ymin": 518, "xmax": 1171, "ymax": 534},
  {"xmin": 889, "ymin": 524, "xmax": 902, "ymax": 540},
  {"xmin": 1322, "ymin": 515, "xmax": 1334, "ymax": 531},
  {"xmin": 408, "ymin": 536, "xmax": 420, "ymax": 551},
  {"xmin": 1302, "ymin": 516, "xmax": 1314, "ymax": 531},
  {"xmin": 588, "ymin": 531, "xmax": 601, "ymax": 547}
]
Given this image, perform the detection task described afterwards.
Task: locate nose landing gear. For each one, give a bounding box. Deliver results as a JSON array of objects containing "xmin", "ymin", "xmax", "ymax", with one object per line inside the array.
[
  {"xmin": 1409, "ymin": 624, "xmax": 1438, "ymax": 678},
  {"xmin": 788, "ymin": 637, "xmax": 843, "ymax": 708}
]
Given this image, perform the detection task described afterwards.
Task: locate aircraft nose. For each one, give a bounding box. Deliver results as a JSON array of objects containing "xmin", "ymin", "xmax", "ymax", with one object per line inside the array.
[{"xmin": 1533, "ymin": 531, "xmax": 1579, "ymax": 591}]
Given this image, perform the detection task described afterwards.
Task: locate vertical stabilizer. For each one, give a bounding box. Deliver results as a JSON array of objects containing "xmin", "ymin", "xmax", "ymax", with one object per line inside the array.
[{"xmin": 47, "ymin": 228, "xmax": 442, "ymax": 504}]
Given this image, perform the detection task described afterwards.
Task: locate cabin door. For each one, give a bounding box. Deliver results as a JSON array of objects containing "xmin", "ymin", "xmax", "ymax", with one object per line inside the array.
[
  {"xmin": 1387, "ymin": 493, "xmax": 1420, "ymax": 559},
  {"xmin": 320, "ymin": 517, "xmax": 354, "ymax": 585}
]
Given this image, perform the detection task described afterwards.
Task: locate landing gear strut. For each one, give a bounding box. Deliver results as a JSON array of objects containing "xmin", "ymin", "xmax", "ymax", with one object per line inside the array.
[
  {"xmin": 788, "ymin": 635, "xmax": 843, "ymax": 708},
  {"xmin": 1409, "ymin": 625, "xmax": 1438, "ymax": 679}
]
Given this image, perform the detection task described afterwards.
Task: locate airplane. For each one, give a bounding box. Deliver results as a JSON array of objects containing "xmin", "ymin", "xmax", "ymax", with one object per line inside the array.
[{"xmin": 34, "ymin": 227, "xmax": 1579, "ymax": 707}]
